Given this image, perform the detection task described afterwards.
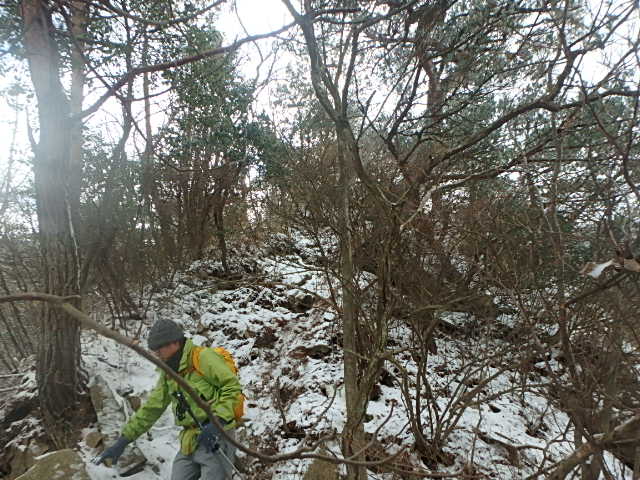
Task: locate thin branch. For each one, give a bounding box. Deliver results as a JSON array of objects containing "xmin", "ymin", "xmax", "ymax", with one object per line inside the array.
[
  {"xmin": 545, "ymin": 413, "xmax": 640, "ymax": 480},
  {"xmin": 90, "ymin": 0, "xmax": 227, "ymax": 30},
  {"xmin": 0, "ymin": 292, "xmax": 416, "ymax": 469},
  {"xmin": 77, "ymin": 23, "xmax": 296, "ymax": 120}
]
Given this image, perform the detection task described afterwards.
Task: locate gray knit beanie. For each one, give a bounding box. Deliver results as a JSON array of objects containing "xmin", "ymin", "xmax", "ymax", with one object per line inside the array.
[{"xmin": 147, "ymin": 319, "xmax": 185, "ymax": 350}]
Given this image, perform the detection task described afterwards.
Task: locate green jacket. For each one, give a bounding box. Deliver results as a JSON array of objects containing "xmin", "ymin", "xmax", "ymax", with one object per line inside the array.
[{"xmin": 122, "ymin": 338, "xmax": 241, "ymax": 455}]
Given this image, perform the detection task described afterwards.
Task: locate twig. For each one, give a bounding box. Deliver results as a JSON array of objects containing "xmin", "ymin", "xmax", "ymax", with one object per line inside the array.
[
  {"xmin": 0, "ymin": 292, "xmax": 420, "ymax": 469},
  {"xmin": 77, "ymin": 23, "xmax": 296, "ymax": 120},
  {"xmin": 0, "ymin": 386, "xmax": 20, "ymax": 393}
]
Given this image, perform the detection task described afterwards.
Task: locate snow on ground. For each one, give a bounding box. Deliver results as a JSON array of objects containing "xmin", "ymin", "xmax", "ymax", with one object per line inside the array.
[{"xmin": 75, "ymin": 233, "xmax": 633, "ymax": 479}]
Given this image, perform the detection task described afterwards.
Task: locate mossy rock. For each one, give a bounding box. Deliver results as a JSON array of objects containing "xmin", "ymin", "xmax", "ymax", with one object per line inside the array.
[
  {"xmin": 303, "ymin": 457, "xmax": 338, "ymax": 480},
  {"xmin": 15, "ymin": 449, "xmax": 89, "ymax": 480}
]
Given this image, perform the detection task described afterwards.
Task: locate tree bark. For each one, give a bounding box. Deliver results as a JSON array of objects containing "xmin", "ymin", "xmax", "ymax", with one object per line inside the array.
[
  {"xmin": 337, "ymin": 134, "xmax": 367, "ymax": 480},
  {"xmin": 21, "ymin": 0, "xmax": 85, "ymax": 447},
  {"xmin": 547, "ymin": 414, "xmax": 640, "ymax": 480},
  {"xmin": 213, "ymin": 200, "xmax": 229, "ymax": 274},
  {"xmin": 279, "ymin": 3, "xmax": 380, "ymax": 476}
]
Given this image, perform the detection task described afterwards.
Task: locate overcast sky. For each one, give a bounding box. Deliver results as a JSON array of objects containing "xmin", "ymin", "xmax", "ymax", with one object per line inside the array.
[
  {"xmin": 0, "ymin": 0, "xmax": 295, "ymax": 188},
  {"xmin": 2, "ymin": 0, "xmax": 637, "ymax": 190}
]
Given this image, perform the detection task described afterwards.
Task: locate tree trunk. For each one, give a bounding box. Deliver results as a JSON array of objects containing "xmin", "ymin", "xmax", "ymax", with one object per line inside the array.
[
  {"xmin": 68, "ymin": 0, "xmax": 87, "ymax": 214},
  {"xmin": 548, "ymin": 414, "xmax": 640, "ymax": 480},
  {"xmin": 213, "ymin": 201, "xmax": 229, "ymax": 274},
  {"xmin": 337, "ymin": 135, "xmax": 367, "ymax": 480},
  {"xmin": 282, "ymin": 4, "xmax": 378, "ymax": 477},
  {"xmin": 21, "ymin": 0, "xmax": 84, "ymax": 447}
]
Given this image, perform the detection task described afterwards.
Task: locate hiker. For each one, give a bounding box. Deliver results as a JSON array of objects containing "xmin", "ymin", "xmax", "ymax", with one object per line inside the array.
[{"xmin": 95, "ymin": 318, "xmax": 242, "ymax": 479}]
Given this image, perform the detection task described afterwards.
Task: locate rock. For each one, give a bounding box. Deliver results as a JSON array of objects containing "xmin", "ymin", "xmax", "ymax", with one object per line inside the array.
[
  {"xmin": 303, "ymin": 457, "xmax": 338, "ymax": 480},
  {"xmin": 288, "ymin": 345, "xmax": 331, "ymax": 360},
  {"xmin": 84, "ymin": 431, "xmax": 103, "ymax": 449},
  {"xmin": 2, "ymin": 399, "xmax": 37, "ymax": 427},
  {"xmin": 379, "ymin": 368, "xmax": 395, "ymax": 387},
  {"xmin": 253, "ymin": 328, "xmax": 278, "ymax": 349},
  {"xmin": 0, "ymin": 393, "xmax": 48, "ymax": 479},
  {"xmin": 288, "ymin": 346, "xmax": 308, "ymax": 359},
  {"xmin": 195, "ymin": 270, "xmax": 210, "ymax": 281},
  {"xmin": 89, "ymin": 379, "xmax": 123, "ymax": 440},
  {"xmin": 296, "ymin": 274, "xmax": 313, "ymax": 287},
  {"xmin": 287, "ymin": 292, "xmax": 315, "ymax": 312},
  {"xmin": 89, "ymin": 383, "xmax": 104, "ymax": 413},
  {"xmin": 89, "ymin": 376, "xmax": 147, "ymax": 472},
  {"xmin": 281, "ymin": 420, "xmax": 305, "ymax": 439},
  {"xmin": 15, "ymin": 449, "xmax": 89, "ymax": 480},
  {"xmin": 4, "ymin": 440, "xmax": 49, "ymax": 480},
  {"xmin": 128, "ymin": 395, "xmax": 142, "ymax": 411},
  {"xmin": 306, "ymin": 345, "xmax": 331, "ymax": 359},
  {"xmin": 298, "ymin": 294, "xmax": 315, "ymax": 310},
  {"xmin": 116, "ymin": 386, "xmax": 134, "ymax": 397},
  {"xmin": 369, "ymin": 384, "xmax": 382, "ymax": 401}
]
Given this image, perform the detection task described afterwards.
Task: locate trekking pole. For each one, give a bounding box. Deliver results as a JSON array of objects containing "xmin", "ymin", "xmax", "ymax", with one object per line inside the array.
[{"xmin": 174, "ymin": 391, "xmax": 243, "ymax": 479}]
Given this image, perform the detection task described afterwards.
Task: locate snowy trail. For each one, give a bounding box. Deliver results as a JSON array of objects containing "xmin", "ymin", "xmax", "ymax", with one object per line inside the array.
[{"xmin": 3, "ymin": 239, "xmax": 633, "ymax": 479}]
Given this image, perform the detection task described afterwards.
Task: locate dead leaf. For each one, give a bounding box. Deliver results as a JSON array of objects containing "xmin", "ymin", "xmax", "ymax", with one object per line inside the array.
[
  {"xmin": 579, "ymin": 260, "xmax": 616, "ymax": 278},
  {"xmin": 623, "ymin": 258, "xmax": 640, "ymax": 273}
]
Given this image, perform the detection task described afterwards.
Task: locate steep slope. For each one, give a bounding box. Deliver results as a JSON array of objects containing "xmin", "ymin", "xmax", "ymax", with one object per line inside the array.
[{"xmin": 2, "ymin": 234, "xmax": 634, "ymax": 479}]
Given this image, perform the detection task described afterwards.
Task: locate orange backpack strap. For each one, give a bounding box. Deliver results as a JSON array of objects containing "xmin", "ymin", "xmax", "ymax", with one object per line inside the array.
[{"xmin": 191, "ymin": 345, "xmax": 205, "ymax": 375}]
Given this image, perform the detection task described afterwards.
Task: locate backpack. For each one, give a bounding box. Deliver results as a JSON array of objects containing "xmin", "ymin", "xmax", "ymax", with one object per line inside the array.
[{"xmin": 190, "ymin": 345, "xmax": 245, "ymax": 422}]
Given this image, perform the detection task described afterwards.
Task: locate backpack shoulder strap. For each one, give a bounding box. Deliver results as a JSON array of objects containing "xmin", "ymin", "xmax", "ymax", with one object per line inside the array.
[{"xmin": 190, "ymin": 345, "xmax": 206, "ymax": 376}]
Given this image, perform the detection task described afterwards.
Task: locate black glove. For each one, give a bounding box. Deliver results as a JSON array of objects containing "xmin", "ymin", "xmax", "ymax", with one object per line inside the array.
[
  {"xmin": 94, "ymin": 436, "xmax": 130, "ymax": 465},
  {"xmin": 197, "ymin": 422, "xmax": 220, "ymax": 453}
]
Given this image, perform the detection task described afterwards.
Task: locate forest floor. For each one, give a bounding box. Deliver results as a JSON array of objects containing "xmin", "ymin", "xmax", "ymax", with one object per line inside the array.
[{"xmin": 0, "ymin": 232, "xmax": 634, "ymax": 479}]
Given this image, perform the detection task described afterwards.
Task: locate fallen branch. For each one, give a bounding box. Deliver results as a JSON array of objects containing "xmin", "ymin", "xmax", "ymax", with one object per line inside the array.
[
  {"xmin": 545, "ymin": 414, "xmax": 640, "ymax": 480},
  {"xmin": 474, "ymin": 429, "xmax": 521, "ymax": 467},
  {"xmin": 0, "ymin": 386, "xmax": 20, "ymax": 393},
  {"xmin": 0, "ymin": 292, "xmax": 412, "ymax": 469}
]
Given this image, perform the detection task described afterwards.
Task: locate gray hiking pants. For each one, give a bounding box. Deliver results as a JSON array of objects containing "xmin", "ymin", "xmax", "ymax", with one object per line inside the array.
[{"xmin": 171, "ymin": 430, "xmax": 235, "ymax": 480}]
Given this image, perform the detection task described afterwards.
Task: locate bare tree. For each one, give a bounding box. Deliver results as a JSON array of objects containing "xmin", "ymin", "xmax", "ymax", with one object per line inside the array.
[
  {"xmin": 276, "ymin": 0, "xmax": 640, "ymax": 478},
  {"xmin": 12, "ymin": 0, "xmax": 293, "ymax": 447}
]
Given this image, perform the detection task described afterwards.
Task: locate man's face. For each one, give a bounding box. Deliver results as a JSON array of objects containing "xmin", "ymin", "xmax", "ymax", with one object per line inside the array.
[{"xmin": 154, "ymin": 340, "xmax": 181, "ymax": 361}]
